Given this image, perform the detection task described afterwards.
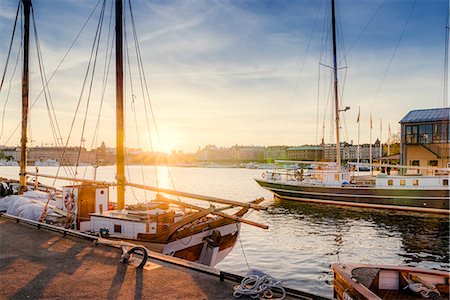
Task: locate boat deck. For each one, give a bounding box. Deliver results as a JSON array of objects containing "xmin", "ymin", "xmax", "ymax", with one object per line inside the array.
[{"xmin": 0, "ymin": 215, "xmax": 324, "ymax": 300}]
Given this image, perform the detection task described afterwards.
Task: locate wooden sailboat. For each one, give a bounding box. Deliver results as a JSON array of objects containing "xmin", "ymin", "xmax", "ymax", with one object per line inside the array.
[
  {"xmin": 255, "ymin": 0, "xmax": 449, "ymax": 214},
  {"xmin": 0, "ymin": 0, "xmax": 268, "ymax": 267},
  {"xmin": 333, "ymin": 263, "xmax": 449, "ymax": 300}
]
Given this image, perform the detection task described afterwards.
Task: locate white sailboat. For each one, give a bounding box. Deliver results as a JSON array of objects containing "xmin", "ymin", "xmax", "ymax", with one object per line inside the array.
[{"xmin": 255, "ymin": 0, "xmax": 449, "ymax": 214}]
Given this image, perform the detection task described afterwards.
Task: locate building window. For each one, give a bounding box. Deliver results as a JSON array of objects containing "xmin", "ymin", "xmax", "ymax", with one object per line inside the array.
[
  {"xmin": 388, "ymin": 180, "xmax": 393, "ymax": 186},
  {"xmin": 114, "ymin": 224, "xmax": 122, "ymax": 233},
  {"xmin": 413, "ymin": 179, "xmax": 419, "ymax": 186},
  {"xmin": 405, "ymin": 125, "xmax": 418, "ymax": 144},
  {"xmin": 444, "ymin": 179, "xmax": 449, "ymax": 186},
  {"xmin": 400, "ymin": 180, "xmax": 405, "ymax": 186}
]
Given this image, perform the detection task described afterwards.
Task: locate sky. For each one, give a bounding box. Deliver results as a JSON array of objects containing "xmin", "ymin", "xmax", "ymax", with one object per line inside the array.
[{"xmin": 0, "ymin": 0, "xmax": 448, "ymax": 153}]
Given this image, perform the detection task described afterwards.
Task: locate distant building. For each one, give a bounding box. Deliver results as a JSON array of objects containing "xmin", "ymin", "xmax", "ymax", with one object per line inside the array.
[
  {"xmin": 286, "ymin": 146, "xmax": 323, "ymax": 161},
  {"xmin": 28, "ymin": 147, "xmax": 88, "ymax": 165},
  {"xmin": 264, "ymin": 146, "xmax": 288, "ymax": 161},
  {"xmin": 399, "ymin": 108, "xmax": 449, "ymax": 169},
  {"xmin": 0, "ymin": 146, "xmax": 20, "ymax": 161}
]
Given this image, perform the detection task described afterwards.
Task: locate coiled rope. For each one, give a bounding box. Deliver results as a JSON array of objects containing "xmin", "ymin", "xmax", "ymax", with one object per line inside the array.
[{"xmin": 233, "ymin": 269, "xmax": 285, "ymax": 300}]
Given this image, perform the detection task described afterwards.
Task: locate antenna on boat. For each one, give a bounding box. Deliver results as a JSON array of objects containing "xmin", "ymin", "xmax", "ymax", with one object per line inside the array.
[
  {"xmin": 331, "ymin": 0, "xmax": 341, "ymax": 170},
  {"xmin": 115, "ymin": 0, "xmax": 126, "ymax": 209},
  {"xmin": 19, "ymin": 0, "xmax": 31, "ymax": 194}
]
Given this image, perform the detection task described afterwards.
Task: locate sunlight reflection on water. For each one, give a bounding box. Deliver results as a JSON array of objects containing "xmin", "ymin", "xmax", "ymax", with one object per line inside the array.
[{"xmin": 1, "ymin": 165, "xmax": 448, "ymax": 298}]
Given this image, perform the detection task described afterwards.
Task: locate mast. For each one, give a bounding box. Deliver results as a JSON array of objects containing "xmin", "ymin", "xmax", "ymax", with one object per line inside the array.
[
  {"xmin": 331, "ymin": 0, "xmax": 341, "ymax": 170},
  {"xmin": 19, "ymin": 0, "xmax": 31, "ymax": 193},
  {"xmin": 115, "ymin": 0, "xmax": 125, "ymax": 209}
]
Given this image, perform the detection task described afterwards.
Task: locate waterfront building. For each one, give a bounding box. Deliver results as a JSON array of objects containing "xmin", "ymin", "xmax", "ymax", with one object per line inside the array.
[
  {"xmin": 264, "ymin": 146, "xmax": 288, "ymax": 161},
  {"xmin": 399, "ymin": 108, "xmax": 450, "ymax": 169},
  {"xmin": 28, "ymin": 147, "xmax": 88, "ymax": 165},
  {"xmin": 0, "ymin": 147, "xmax": 21, "ymax": 161},
  {"xmin": 286, "ymin": 146, "xmax": 323, "ymax": 161}
]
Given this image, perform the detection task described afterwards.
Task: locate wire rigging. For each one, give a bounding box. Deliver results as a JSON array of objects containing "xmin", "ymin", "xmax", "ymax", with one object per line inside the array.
[
  {"xmin": 369, "ymin": 0, "xmax": 417, "ymax": 111},
  {"xmin": 30, "ymin": 4, "xmax": 74, "ymax": 179},
  {"xmin": 124, "ymin": 6, "xmax": 147, "ymax": 202},
  {"xmin": 278, "ymin": 0, "xmax": 323, "ymax": 146},
  {"xmin": 0, "ymin": 2, "xmax": 21, "ymax": 93},
  {"xmin": 2, "ymin": 0, "xmax": 104, "ymax": 148},
  {"xmin": 0, "ymin": 5, "xmax": 22, "ymax": 143},
  {"xmin": 74, "ymin": 0, "xmax": 107, "ymax": 177}
]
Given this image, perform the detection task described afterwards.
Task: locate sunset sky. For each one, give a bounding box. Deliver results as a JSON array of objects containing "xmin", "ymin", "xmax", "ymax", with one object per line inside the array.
[{"xmin": 0, "ymin": 0, "xmax": 448, "ymax": 153}]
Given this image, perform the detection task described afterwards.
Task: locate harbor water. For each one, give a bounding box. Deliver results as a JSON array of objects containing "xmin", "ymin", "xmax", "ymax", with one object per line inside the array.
[{"xmin": 1, "ymin": 165, "xmax": 448, "ymax": 298}]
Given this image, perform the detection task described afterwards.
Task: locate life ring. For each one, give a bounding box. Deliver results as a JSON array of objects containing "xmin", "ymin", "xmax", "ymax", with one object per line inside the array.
[
  {"xmin": 294, "ymin": 169, "xmax": 304, "ymax": 181},
  {"xmin": 64, "ymin": 192, "xmax": 75, "ymax": 212}
]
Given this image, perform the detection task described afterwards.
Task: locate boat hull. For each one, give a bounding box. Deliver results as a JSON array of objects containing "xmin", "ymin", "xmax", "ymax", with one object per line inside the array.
[{"xmin": 255, "ymin": 179, "xmax": 449, "ymax": 213}]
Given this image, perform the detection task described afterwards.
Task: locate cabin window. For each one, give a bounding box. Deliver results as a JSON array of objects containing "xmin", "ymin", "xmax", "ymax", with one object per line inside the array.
[
  {"xmin": 400, "ymin": 180, "xmax": 405, "ymax": 186},
  {"xmin": 428, "ymin": 160, "xmax": 438, "ymax": 167},
  {"xmin": 444, "ymin": 179, "xmax": 449, "ymax": 186},
  {"xmin": 114, "ymin": 224, "xmax": 122, "ymax": 233},
  {"xmin": 413, "ymin": 179, "xmax": 419, "ymax": 186},
  {"xmin": 388, "ymin": 180, "xmax": 393, "ymax": 186},
  {"xmin": 411, "ymin": 160, "xmax": 420, "ymax": 167}
]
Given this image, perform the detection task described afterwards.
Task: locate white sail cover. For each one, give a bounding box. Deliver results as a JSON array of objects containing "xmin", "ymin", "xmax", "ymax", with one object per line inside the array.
[{"xmin": 0, "ymin": 191, "xmax": 60, "ymax": 221}]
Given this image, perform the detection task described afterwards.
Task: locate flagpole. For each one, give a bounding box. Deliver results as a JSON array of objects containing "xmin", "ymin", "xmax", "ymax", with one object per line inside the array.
[
  {"xmin": 357, "ymin": 106, "xmax": 360, "ymax": 175},
  {"xmin": 388, "ymin": 123, "xmax": 391, "ymax": 156},
  {"xmin": 379, "ymin": 118, "xmax": 382, "ymax": 170},
  {"xmin": 370, "ymin": 113, "xmax": 373, "ymax": 176}
]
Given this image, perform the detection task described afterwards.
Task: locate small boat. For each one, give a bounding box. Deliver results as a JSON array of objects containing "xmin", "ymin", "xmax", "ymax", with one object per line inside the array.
[{"xmin": 333, "ymin": 263, "xmax": 449, "ymax": 300}]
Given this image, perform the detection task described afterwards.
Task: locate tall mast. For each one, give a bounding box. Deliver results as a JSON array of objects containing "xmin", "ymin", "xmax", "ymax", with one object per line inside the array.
[
  {"xmin": 115, "ymin": 0, "xmax": 125, "ymax": 209},
  {"xmin": 19, "ymin": 0, "xmax": 31, "ymax": 193},
  {"xmin": 331, "ymin": 0, "xmax": 341, "ymax": 170}
]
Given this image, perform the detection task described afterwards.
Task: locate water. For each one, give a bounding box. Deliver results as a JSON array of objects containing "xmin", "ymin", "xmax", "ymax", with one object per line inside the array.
[{"xmin": 1, "ymin": 165, "xmax": 449, "ymax": 298}]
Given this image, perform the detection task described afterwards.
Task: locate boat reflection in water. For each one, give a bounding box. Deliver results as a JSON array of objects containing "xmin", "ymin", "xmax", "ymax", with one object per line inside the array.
[{"xmin": 269, "ymin": 197, "xmax": 449, "ymax": 268}]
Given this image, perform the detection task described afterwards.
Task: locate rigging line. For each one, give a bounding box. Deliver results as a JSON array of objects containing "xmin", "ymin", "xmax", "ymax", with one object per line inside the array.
[
  {"xmin": 0, "ymin": 1, "xmax": 21, "ymax": 93},
  {"xmin": 369, "ymin": 0, "xmax": 417, "ymax": 110},
  {"xmin": 128, "ymin": 0, "xmax": 181, "ymax": 196},
  {"xmin": 278, "ymin": 0, "xmax": 324, "ymax": 146},
  {"xmin": 124, "ymin": 13, "xmax": 147, "ymax": 200},
  {"xmin": 83, "ymin": 0, "xmax": 115, "ymax": 179},
  {"xmin": 0, "ymin": 32, "xmax": 22, "ymax": 142},
  {"xmin": 316, "ymin": 63, "xmax": 321, "ymax": 145},
  {"xmin": 127, "ymin": 0, "xmax": 160, "ymax": 187},
  {"xmin": 443, "ymin": 0, "xmax": 449, "ymax": 108},
  {"xmin": 75, "ymin": 0, "xmax": 107, "ymax": 174},
  {"xmin": 124, "ymin": 9, "xmax": 145, "ymax": 202},
  {"xmin": 53, "ymin": 0, "xmax": 106, "ymax": 184},
  {"xmin": 339, "ymin": 0, "xmax": 386, "ymax": 65},
  {"xmin": 127, "ymin": 1, "xmax": 182, "ymax": 204},
  {"xmin": 31, "ymin": 4, "xmax": 74, "ymax": 179},
  {"xmin": 2, "ymin": 0, "xmax": 103, "ymax": 147}
]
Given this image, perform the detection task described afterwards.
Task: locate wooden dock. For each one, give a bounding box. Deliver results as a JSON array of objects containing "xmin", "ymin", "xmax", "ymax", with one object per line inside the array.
[{"xmin": 0, "ymin": 214, "xmax": 329, "ymax": 300}]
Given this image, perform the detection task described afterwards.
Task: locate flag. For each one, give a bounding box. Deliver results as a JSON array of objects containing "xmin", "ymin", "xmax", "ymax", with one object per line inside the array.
[{"xmin": 357, "ymin": 106, "xmax": 360, "ymax": 123}]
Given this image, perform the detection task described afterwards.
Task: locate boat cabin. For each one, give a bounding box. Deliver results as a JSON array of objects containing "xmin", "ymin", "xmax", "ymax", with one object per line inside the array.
[
  {"xmin": 375, "ymin": 174, "xmax": 449, "ymax": 188},
  {"xmin": 57, "ymin": 184, "xmax": 110, "ymax": 229}
]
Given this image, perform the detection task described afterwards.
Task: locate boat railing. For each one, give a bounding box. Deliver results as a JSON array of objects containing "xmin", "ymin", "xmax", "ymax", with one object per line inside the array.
[{"xmin": 348, "ymin": 162, "xmax": 450, "ymax": 176}]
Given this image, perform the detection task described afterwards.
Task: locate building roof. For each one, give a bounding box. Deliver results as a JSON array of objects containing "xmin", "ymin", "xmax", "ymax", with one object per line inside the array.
[
  {"xmin": 399, "ymin": 108, "xmax": 449, "ymax": 124},
  {"xmin": 287, "ymin": 146, "xmax": 322, "ymax": 151}
]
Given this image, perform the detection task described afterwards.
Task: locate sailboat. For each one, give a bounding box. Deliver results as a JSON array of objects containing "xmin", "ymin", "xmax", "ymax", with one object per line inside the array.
[
  {"xmin": 255, "ymin": 0, "xmax": 449, "ymax": 214},
  {"xmin": 0, "ymin": 0, "xmax": 267, "ymax": 267}
]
